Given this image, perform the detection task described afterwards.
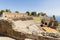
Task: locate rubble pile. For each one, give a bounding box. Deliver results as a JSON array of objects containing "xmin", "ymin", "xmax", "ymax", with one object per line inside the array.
[{"xmin": 38, "ymin": 31, "xmax": 60, "ymax": 38}]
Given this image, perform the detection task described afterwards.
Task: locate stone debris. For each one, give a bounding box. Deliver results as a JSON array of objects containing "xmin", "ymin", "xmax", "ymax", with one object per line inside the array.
[{"xmin": 39, "ymin": 31, "xmax": 60, "ymax": 38}]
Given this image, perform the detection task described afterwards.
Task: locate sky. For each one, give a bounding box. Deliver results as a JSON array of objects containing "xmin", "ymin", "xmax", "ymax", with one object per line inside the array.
[{"xmin": 0, "ymin": 0, "xmax": 60, "ymax": 16}]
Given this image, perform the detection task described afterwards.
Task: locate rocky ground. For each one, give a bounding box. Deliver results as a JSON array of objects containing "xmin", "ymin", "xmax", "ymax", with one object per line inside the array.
[{"xmin": 0, "ymin": 19, "xmax": 60, "ymax": 40}]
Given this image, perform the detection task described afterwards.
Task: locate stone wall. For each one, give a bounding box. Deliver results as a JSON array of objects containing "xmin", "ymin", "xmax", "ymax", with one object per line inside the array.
[{"xmin": 2, "ymin": 12, "xmax": 28, "ymax": 19}]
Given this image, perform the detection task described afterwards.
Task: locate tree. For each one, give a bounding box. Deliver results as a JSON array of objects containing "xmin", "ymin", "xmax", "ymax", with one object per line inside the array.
[
  {"xmin": 38, "ymin": 12, "xmax": 47, "ymax": 17},
  {"xmin": 5, "ymin": 9, "xmax": 11, "ymax": 12},
  {"xmin": 31, "ymin": 12, "xmax": 36, "ymax": 16},
  {"xmin": 0, "ymin": 10, "xmax": 5, "ymax": 16},
  {"xmin": 38, "ymin": 13, "xmax": 41, "ymax": 16},
  {"xmin": 15, "ymin": 11, "xmax": 19, "ymax": 13},
  {"xmin": 0, "ymin": 10, "xmax": 5, "ymax": 14},
  {"xmin": 53, "ymin": 15, "xmax": 56, "ymax": 20},
  {"xmin": 26, "ymin": 11, "xmax": 30, "ymax": 15}
]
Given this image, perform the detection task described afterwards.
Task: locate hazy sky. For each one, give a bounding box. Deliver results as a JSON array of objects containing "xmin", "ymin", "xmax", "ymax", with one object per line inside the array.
[{"xmin": 0, "ymin": 0, "xmax": 60, "ymax": 16}]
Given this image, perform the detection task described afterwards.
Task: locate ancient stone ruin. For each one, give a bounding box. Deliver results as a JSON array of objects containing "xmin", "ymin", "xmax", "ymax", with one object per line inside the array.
[{"xmin": 0, "ymin": 19, "xmax": 60, "ymax": 40}]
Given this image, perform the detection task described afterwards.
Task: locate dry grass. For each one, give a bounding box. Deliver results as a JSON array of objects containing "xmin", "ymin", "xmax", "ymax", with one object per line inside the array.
[{"xmin": 33, "ymin": 17, "xmax": 41, "ymax": 22}]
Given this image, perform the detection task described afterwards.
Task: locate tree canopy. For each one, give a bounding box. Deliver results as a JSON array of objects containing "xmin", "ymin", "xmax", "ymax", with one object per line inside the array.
[
  {"xmin": 31, "ymin": 12, "xmax": 36, "ymax": 16},
  {"xmin": 15, "ymin": 11, "xmax": 19, "ymax": 13},
  {"xmin": 26, "ymin": 11, "xmax": 30, "ymax": 15},
  {"xmin": 53, "ymin": 15, "xmax": 56, "ymax": 20},
  {"xmin": 0, "ymin": 10, "xmax": 5, "ymax": 15},
  {"xmin": 5, "ymin": 9, "xmax": 11, "ymax": 12}
]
